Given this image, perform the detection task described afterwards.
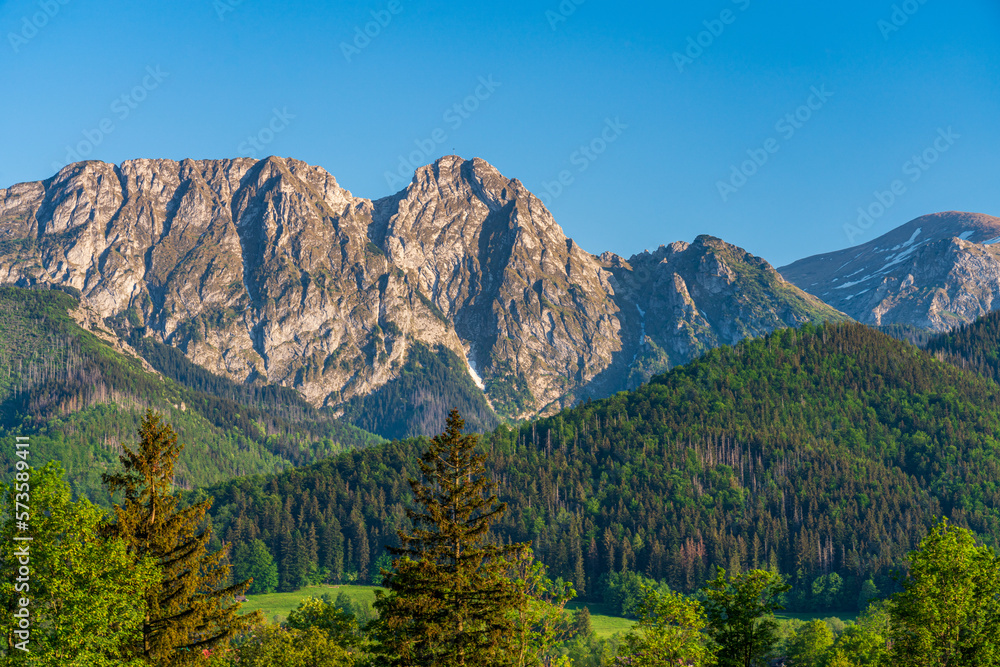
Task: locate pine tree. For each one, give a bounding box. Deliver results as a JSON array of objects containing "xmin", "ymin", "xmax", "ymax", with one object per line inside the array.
[
  {"xmin": 102, "ymin": 410, "xmax": 256, "ymax": 665},
  {"xmin": 373, "ymin": 409, "xmax": 525, "ymax": 666}
]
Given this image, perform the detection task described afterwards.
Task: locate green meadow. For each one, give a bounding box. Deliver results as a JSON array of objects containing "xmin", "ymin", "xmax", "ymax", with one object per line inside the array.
[{"xmin": 241, "ymin": 585, "xmax": 637, "ymax": 639}]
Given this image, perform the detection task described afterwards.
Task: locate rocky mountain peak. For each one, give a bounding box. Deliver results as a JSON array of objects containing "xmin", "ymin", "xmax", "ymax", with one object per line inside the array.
[
  {"xmin": 0, "ymin": 155, "xmax": 848, "ymax": 428},
  {"xmin": 780, "ymin": 211, "xmax": 1000, "ymax": 331}
]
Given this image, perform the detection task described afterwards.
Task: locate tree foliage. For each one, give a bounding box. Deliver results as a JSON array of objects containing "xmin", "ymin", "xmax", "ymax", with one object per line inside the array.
[
  {"xmin": 702, "ymin": 568, "xmax": 789, "ymax": 667},
  {"xmin": 285, "ymin": 596, "xmax": 360, "ymax": 647},
  {"xmin": 0, "ymin": 462, "xmax": 158, "ymax": 666},
  {"xmin": 888, "ymin": 518, "xmax": 1000, "ymax": 666},
  {"xmin": 233, "ymin": 540, "xmax": 278, "ymax": 594},
  {"xmin": 786, "ymin": 619, "xmax": 834, "ymax": 667},
  {"xmin": 102, "ymin": 410, "xmax": 255, "ymax": 665},
  {"xmin": 229, "ymin": 624, "xmax": 355, "ymax": 667},
  {"xmin": 826, "ymin": 602, "xmax": 891, "ymax": 667},
  {"xmin": 618, "ymin": 585, "xmax": 716, "ymax": 666},
  {"xmin": 372, "ymin": 409, "xmax": 525, "ymax": 666}
]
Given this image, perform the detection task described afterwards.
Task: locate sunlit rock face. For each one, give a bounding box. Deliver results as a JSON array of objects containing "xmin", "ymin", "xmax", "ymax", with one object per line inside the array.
[{"xmin": 0, "ymin": 155, "xmax": 845, "ymax": 418}]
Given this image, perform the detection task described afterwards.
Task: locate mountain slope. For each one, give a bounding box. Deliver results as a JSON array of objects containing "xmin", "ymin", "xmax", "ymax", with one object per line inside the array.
[
  {"xmin": 338, "ymin": 341, "xmax": 499, "ymax": 440},
  {"xmin": 604, "ymin": 237, "xmax": 850, "ymax": 389},
  {"xmin": 0, "ymin": 285, "xmax": 381, "ymax": 500},
  {"xmin": 200, "ymin": 322, "xmax": 1000, "ymax": 611},
  {"xmin": 924, "ymin": 308, "xmax": 1000, "ymax": 383},
  {"xmin": 0, "ymin": 156, "xmax": 846, "ymax": 432},
  {"xmin": 780, "ymin": 211, "xmax": 1000, "ymax": 331}
]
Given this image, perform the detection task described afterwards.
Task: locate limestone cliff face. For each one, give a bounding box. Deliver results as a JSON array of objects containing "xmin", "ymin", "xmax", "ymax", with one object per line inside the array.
[
  {"xmin": 601, "ymin": 236, "xmax": 851, "ymax": 388},
  {"xmin": 780, "ymin": 212, "xmax": 1000, "ymax": 332},
  {"xmin": 0, "ymin": 156, "xmax": 845, "ymax": 420}
]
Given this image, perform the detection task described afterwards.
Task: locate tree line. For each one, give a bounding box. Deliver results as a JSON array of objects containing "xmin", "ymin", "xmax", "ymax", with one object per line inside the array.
[
  {"xmin": 4, "ymin": 410, "xmax": 1000, "ymax": 665},
  {"xmin": 201, "ymin": 323, "xmax": 1000, "ymax": 613}
]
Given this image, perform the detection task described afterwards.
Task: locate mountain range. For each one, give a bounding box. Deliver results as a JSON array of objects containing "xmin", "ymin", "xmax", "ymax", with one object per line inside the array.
[
  {"xmin": 1, "ymin": 156, "xmax": 998, "ymax": 437},
  {"xmin": 4, "ymin": 156, "xmax": 1000, "ymax": 614},
  {"xmin": 0, "ymin": 155, "xmax": 846, "ymax": 434}
]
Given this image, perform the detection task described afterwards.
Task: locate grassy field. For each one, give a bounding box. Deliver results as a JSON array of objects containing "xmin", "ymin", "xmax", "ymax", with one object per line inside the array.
[
  {"xmin": 239, "ymin": 584, "xmax": 379, "ymax": 623},
  {"xmin": 239, "ymin": 585, "xmax": 853, "ymax": 639},
  {"xmin": 565, "ymin": 601, "xmax": 635, "ymax": 639},
  {"xmin": 240, "ymin": 585, "xmax": 637, "ymax": 638}
]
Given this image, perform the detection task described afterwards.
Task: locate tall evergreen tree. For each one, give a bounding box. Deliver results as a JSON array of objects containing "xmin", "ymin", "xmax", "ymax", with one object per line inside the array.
[
  {"xmin": 102, "ymin": 410, "xmax": 255, "ymax": 665},
  {"xmin": 372, "ymin": 409, "xmax": 525, "ymax": 666}
]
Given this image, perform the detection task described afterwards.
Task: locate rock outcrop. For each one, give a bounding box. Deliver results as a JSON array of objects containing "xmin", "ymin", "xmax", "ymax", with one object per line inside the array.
[{"xmin": 0, "ymin": 156, "xmax": 847, "ymax": 420}]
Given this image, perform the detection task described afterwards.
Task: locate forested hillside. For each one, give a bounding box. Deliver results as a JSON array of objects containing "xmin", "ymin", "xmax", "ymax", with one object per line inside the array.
[
  {"xmin": 0, "ymin": 286, "xmax": 382, "ymax": 500},
  {"xmin": 925, "ymin": 309, "xmax": 1000, "ymax": 383},
  {"xmin": 199, "ymin": 323, "xmax": 1000, "ymax": 612},
  {"xmin": 337, "ymin": 341, "xmax": 499, "ymax": 439}
]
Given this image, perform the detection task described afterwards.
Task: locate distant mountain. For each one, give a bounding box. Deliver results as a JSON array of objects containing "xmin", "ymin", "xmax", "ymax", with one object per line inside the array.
[
  {"xmin": 780, "ymin": 211, "xmax": 1000, "ymax": 332},
  {"xmin": 202, "ymin": 322, "xmax": 1000, "ymax": 611},
  {"xmin": 0, "ymin": 285, "xmax": 381, "ymax": 500},
  {"xmin": 0, "ymin": 156, "xmax": 845, "ymax": 434}
]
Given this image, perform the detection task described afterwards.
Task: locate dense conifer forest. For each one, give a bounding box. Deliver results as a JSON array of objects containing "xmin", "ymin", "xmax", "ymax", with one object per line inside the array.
[
  {"xmin": 925, "ymin": 309, "xmax": 1000, "ymax": 383},
  {"xmin": 199, "ymin": 322, "xmax": 1000, "ymax": 612},
  {"xmin": 338, "ymin": 341, "xmax": 499, "ymax": 439}
]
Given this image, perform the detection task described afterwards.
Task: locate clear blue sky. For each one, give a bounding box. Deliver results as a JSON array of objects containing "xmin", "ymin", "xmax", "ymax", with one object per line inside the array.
[{"xmin": 2, "ymin": 0, "xmax": 998, "ymax": 266}]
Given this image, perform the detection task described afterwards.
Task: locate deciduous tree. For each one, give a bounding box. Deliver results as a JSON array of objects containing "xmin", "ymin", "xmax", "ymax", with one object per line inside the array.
[
  {"xmin": 889, "ymin": 518, "xmax": 1000, "ymax": 666},
  {"xmin": 0, "ymin": 462, "xmax": 158, "ymax": 666},
  {"xmin": 787, "ymin": 619, "xmax": 834, "ymax": 667},
  {"xmin": 827, "ymin": 610, "xmax": 890, "ymax": 667},
  {"xmin": 618, "ymin": 585, "xmax": 716, "ymax": 666},
  {"xmin": 702, "ymin": 567, "xmax": 789, "ymax": 667},
  {"xmin": 233, "ymin": 539, "xmax": 278, "ymax": 594}
]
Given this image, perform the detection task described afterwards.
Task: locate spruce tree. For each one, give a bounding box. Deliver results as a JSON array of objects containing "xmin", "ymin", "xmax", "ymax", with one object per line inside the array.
[
  {"xmin": 102, "ymin": 410, "xmax": 255, "ymax": 665},
  {"xmin": 373, "ymin": 409, "xmax": 525, "ymax": 666}
]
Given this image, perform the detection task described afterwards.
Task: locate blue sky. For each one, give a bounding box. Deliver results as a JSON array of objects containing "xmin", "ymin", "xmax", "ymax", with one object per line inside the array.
[{"xmin": 2, "ymin": 0, "xmax": 998, "ymax": 267}]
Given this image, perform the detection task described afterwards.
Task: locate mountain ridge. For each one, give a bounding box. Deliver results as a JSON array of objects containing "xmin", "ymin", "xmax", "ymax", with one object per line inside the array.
[
  {"xmin": 0, "ymin": 155, "xmax": 847, "ymax": 432},
  {"xmin": 780, "ymin": 211, "xmax": 1000, "ymax": 331}
]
